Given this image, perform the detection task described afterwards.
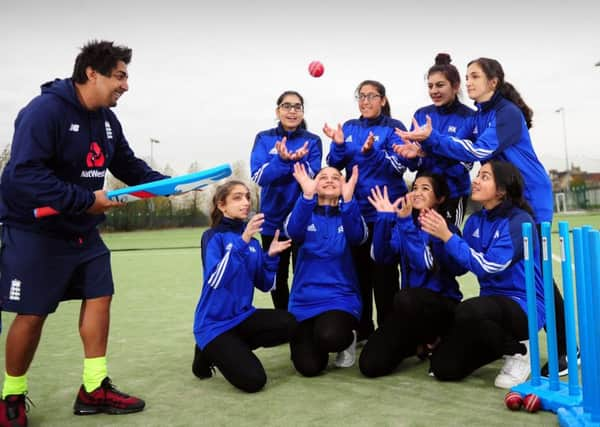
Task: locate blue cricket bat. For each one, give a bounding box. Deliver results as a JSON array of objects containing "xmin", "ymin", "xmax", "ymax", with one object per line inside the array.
[{"xmin": 34, "ymin": 163, "xmax": 232, "ymax": 218}]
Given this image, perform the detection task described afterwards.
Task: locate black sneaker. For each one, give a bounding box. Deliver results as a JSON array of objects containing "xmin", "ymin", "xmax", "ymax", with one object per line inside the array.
[
  {"xmin": 192, "ymin": 345, "xmax": 214, "ymax": 379},
  {"xmin": 541, "ymin": 350, "xmax": 581, "ymax": 377}
]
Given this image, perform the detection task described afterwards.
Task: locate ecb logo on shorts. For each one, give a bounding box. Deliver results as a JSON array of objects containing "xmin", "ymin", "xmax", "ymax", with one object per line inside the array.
[
  {"xmin": 86, "ymin": 142, "xmax": 105, "ymax": 168},
  {"xmin": 9, "ymin": 279, "xmax": 21, "ymax": 301}
]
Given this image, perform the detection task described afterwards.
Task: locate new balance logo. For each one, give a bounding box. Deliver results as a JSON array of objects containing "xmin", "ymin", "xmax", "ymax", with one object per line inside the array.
[
  {"xmin": 69, "ymin": 123, "xmax": 80, "ymax": 132},
  {"xmin": 472, "ymin": 228, "xmax": 480, "ymax": 238},
  {"xmin": 307, "ymin": 224, "xmax": 317, "ymax": 232},
  {"xmin": 345, "ymin": 135, "xmax": 353, "ymax": 143},
  {"xmin": 105, "ymin": 121, "xmax": 113, "ymax": 139},
  {"xmin": 9, "ymin": 279, "xmax": 21, "ymax": 301}
]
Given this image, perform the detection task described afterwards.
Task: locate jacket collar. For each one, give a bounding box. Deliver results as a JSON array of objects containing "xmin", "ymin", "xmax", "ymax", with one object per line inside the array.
[
  {"xmin": 436, "ymin": 98, "xmax": 461, "ymax": 115},
  {"xmin": 314, "ymin": 204, "xmax": 341, "ymax": 216},
  {"xmin": 482, "ymin": 199, "xmax": 514, "ymax": 220},
  {"xmin": 215, "ymin": 217, "xmax": 246, "ymax": 234},
  {"xmin": 359, "ymin": 114, "xmax": 386, "ymax": 127},
  {"xmin": 475, "ymin": 90, "xmax": 503, "ymax": 112},
  {"xmin": 276, "ymin": 123, "xmax": 304, "ymax": 139}
]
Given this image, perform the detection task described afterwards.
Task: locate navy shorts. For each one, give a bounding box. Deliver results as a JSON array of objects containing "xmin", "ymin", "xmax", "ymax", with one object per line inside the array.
[{"xmin": 0, "ymin": 226, "xmax": 113, "ymax": 315}]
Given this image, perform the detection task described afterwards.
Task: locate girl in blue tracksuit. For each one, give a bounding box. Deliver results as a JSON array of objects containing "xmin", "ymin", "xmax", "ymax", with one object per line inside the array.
[
  {"xmin": 359, "ymin": 172, "xmax": 466, "ymax": 378},
  {"xmin": 250, "ymin": 90, "xmax": 323, "ymax": 310},
  {"xmin": 420, "ymin": 161, "xmax": 545, "ymax": 388},
  {"xmin": 397, "ymin": 57, "xmax": 570, "ymax": 376},
  {"xmin": 192, "ymin": 180, "xmax": 297, "ymax": 393},
  {"xmin": 324, "ymin": 80, "xmax": 408, "ymax": 341},
  {"xmin": 284, "ymin": 163, "xmax": 368, "ymax": 376},
  {"xmin": 407, "ymin": 53, "xmax": 476, "ymax": 226}
]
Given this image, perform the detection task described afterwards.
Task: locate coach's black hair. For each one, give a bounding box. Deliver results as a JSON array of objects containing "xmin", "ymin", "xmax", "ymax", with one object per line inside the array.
[{"xmin": 72, "ymin": 40, "xmax": 132, "ymax": 84}]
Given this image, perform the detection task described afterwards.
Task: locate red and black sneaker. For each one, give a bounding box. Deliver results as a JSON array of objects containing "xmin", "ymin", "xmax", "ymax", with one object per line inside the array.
[
  {"xmin": 73, "ymin": 377, "xmax": 145, "ymax": 415},
  {"xmin": 1, "ymin": 394, "xmax": 28, "ymax": 427}
]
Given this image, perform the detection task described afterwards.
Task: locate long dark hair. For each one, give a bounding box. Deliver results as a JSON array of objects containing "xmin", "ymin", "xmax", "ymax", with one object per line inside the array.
[
  {"xmin": 428, "ymin": 53, "xmax": 461, "ymax": 90},
  {"xmin": 487, "ymin": 160, "xmax": 534, "ymax": 216},
  {"xmin": 468, "ymin": 57, "xmax": 533, "ymax": 129},
  {"xmin": 210, "ymin": 180, "xmax": 250, "ymax": 227},
  {"xmin": 276, "ymin": 90, "xmax": 307, "ymax": 130},
  {"xmin": 356, "ymin": 80, "xmax": 391, "ymax": 117}
]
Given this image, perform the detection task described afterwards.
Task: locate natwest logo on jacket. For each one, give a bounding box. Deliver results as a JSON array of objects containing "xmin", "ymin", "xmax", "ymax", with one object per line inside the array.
[{"xmin": 86, "ymin": 142, "xmax": 105, "ymax": 168}]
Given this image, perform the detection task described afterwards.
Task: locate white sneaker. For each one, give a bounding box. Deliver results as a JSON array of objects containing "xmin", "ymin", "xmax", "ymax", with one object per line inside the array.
[
  {"xmin": 494, "ymin": 340, "xmax": 531, "ymax": 389},
  {"xmin": 335, "ymin": 330, "xmax": 357, "ymax": 368}
]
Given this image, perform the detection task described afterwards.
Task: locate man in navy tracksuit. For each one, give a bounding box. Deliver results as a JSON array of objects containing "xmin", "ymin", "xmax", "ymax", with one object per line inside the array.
[{"xmin": 0, "ymin": 40, "xmax": 166, "ymax": 425}]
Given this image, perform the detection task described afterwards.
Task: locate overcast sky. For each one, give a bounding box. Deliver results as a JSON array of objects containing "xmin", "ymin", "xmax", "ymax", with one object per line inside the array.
[{"xmin": 2, "ymin": 0, "xmax": 600, "ymax": 177}]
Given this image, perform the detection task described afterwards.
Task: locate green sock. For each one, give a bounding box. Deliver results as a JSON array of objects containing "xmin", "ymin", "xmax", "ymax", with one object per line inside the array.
[
  {"xmin": 2, "ymin": 373, "xmax": 28, "ymax": 398},
  {"xmin": 83, "ymin": 356, "xmax": 107, "ymax": 393}
]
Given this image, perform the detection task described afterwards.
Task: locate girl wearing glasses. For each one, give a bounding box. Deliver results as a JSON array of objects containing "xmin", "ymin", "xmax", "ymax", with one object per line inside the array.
[
  {"xmin": 405, "ymin": 53, "xmax": 476, "ymax": 227},
  {"xmin": 359, "ymin": 172, "xmax": 465, "ymax": 378},
  {"xmin": 324, "ymin": 80, "xmax": 408, "ymax": 342},
  {"xmin": 250, "ymin": 91, "xmax": 323, "ymax": 310}
]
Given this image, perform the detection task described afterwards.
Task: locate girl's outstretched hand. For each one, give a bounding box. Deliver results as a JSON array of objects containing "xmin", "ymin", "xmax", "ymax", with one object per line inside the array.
[
  {"xmin": 293, "ymin": 162, "xmax": 317, "ymax": 199},
  {"xmin": 361, "ymin": 132, "xmax": 375, "ymax": 154},
  {"xmin": 268, "ymin": 229, "xmax": 292, "ymax": 256},
  {"xmin": 242, "ymin": 213, "xmax": 265, "ymax": 243},
  {"xmin": 395, "ymin": 115, "xmax": 433, "ymax": 143},
  {"xmin": 368, "ymin": 185, "xmax": 397, "ymax": 213},
  {"xmin": 341, "ymin": 165, "xmax": 359, "ymax": 202},
  {"xmin": 419, "ymin": 208, "xmax": 453, "ymax": 242},
  {"xmin": 323, "ymin": 122, "xmax": 344, "ymax": 144}
]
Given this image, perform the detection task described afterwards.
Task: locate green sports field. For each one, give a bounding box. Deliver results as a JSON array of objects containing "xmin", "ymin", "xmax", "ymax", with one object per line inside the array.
[{"xmin": 1, "ymin": 212, "xmax": 598, "ymax": 426}]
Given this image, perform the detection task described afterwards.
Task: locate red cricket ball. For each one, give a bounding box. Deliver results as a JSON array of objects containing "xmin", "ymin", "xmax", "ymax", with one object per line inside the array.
[
  {"xmin": 308, "ymin": 60, "xmax": 324, "ymax": 78},
  {"xmin": 504, "ymin": 391, "xmax": 523, "ymax": 411},
  {"xmin": 523, "ymin": 393, "xmax": 542, "ymax": 413}
]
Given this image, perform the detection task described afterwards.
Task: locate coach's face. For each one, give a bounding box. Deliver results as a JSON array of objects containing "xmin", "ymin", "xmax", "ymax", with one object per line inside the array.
[{"xmin": 89, "ymin": 61, "xmax": 129, "ymax": 108}]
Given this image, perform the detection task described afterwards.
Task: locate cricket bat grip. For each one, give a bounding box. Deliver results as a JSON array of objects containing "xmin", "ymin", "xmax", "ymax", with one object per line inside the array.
[{"xmin": 33, "ymin": 206, "xmax": 59, "ymax": 218}]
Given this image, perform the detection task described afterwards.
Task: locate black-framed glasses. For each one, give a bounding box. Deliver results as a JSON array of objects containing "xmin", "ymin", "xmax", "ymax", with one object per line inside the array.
[
  {"xmin": 355, "ymin": 93, "xmax": 382, "ymax": 102},
  {"xmin": 279, "ymin": 102, "xmax": 304, "ymax": 112}
]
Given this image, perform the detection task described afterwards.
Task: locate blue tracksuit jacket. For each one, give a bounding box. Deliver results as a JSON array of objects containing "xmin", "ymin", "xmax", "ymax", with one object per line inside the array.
[
  {"xmin": 444, "ymin": 201, "xmax": 545, "ymax": 328},
  {"xmin": 284, "ymin": 196, "xmax": 367, "ymax": 322},
  {"xmin": 326, "ymin": 115, "xmax": 409, "ymax": 222},
  {"xmin": 193, "ymin": 218, "xmax": 280, "ymax": 349},
  {"xmin": 410, "ymin": 100, "xmax": 475, "ymax": 199},
  {"xmin": 418, "ymin": 92, "xmax": 553, "ymax": 223},
  {"xmin": 0, "ymin": 78, "xmax": 166, "ymax": 237},
  {"xmin": 372, "ymin": 212, "xmax": 465, "ymax": 301},
  {"xmin": 250, "ymin": 124, "xmax": 322, "ymax": 236}
]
